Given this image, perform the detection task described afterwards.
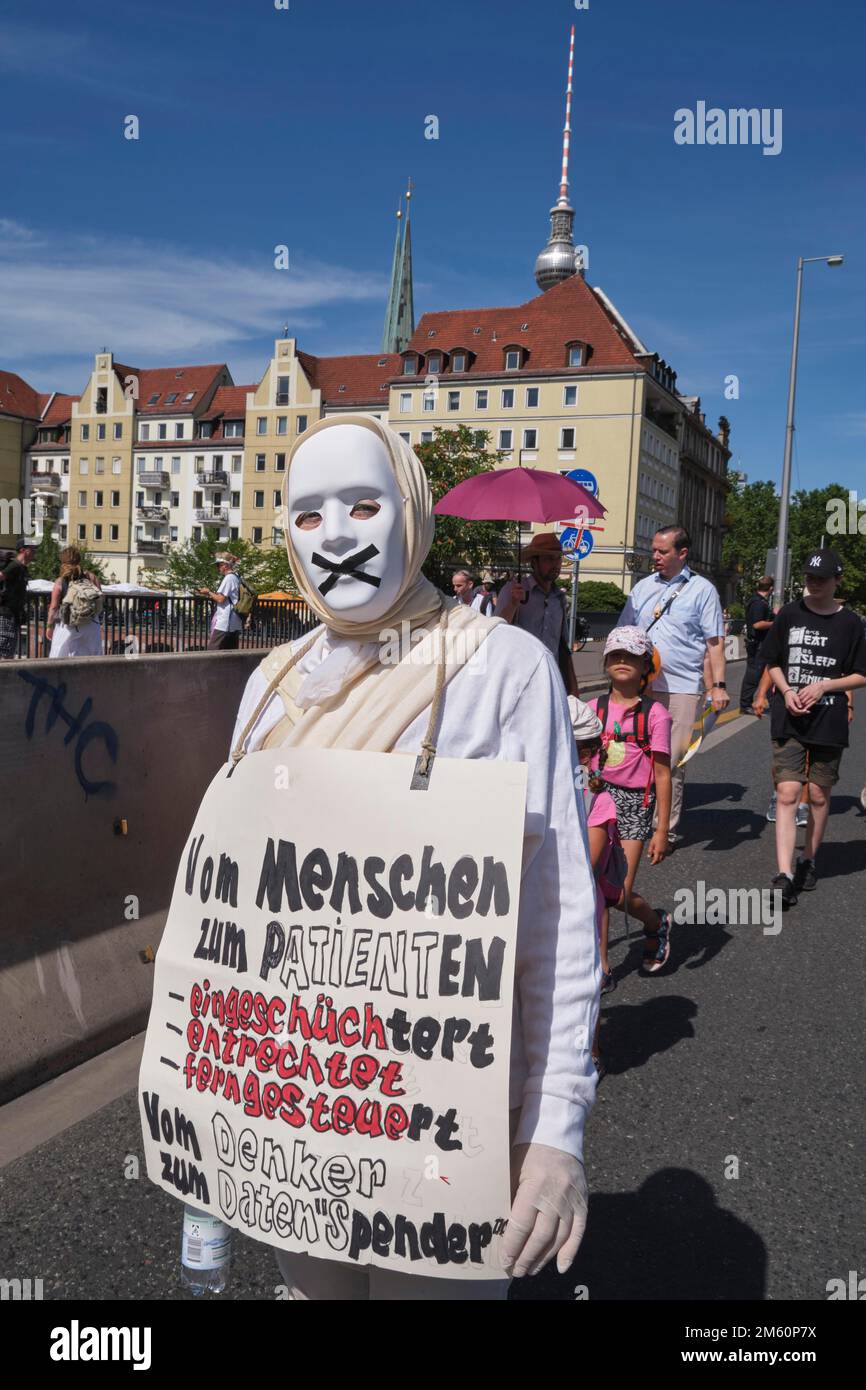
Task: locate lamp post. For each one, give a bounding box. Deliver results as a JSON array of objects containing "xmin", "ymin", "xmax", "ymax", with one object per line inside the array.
[{"xmin": 773, "ymin": 254, "xmax": 844, "ymax": 607}]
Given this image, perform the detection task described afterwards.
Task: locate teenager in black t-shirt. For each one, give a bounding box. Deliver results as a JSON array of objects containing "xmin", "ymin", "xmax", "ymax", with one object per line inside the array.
[{"xmin": 761, "ymin": 549, "xmax": 866, "ymax": 906}]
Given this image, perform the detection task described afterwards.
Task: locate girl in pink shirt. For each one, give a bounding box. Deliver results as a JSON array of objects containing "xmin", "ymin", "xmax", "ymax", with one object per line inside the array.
[{"xmin": 588, "ymin": 627, "xmax": 675, "ymax": 974}]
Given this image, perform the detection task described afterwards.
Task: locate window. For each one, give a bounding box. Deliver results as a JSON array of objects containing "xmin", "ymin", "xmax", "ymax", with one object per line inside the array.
[
  {"xmin": 135, "ymin": 525, "xmax": 143, "ymax": 542},
  {"xmin": 136, "ymin": 491, "xmax": 144, "ymax": 508},
  {"xmin": 63, "ymin": 460, "xmax": 70, "ymax": 474},
  {"xmin": 447, "ymin": 391, "xmax": 460, "ymax": 412},
  {"xmin": 113, "ymin": 423, "xmax": 122, "ymax": 440},
  {"xmin": 427, "ymin": 354, "xmax": 441, "ymax": 374},
  {"xmin": 452, "ymin": 352, "xmax": 467, "ymax": 372},
  {"xmin": 184, "ymin": 392, "xmax": 195, "ymax": 403},
  {"xmin": 568, "ymin": 344, "xmax": 584, "ymax": 367},
  {"xmin": 276, "ymin": 376, "xmax": 290, "ymax": 406},
  {"xmin": 94, "ymin": 457, "xmax": 105, "ymax": 474},
  {"xmin": 165, "ymin": 393, "xmax": 178, "ymax": 405},
  {"xmin": 175, "ymin": 423, "xmax": 184, "ymax": 439},
  {"xmin": 475, "ymin": 390, "xmax": 488, "ymax": 410},
  {"xmin": 148, "ymin": 393, "xmax": 160, "ymax": 405},
  {"xmin": 403, "ymin": 357, "xmax": 417, "ymax": 375},
  {"xmin": 255, "ymin": 454, "xmax": 266, "ymax": 471},
  {"xmin": 93, "ymin": 490, "xmax": 103, "ymax": 509},
  {"xmin": 158, "ymin": 424, "xmax": 167, "ymax": 440},
  {"xmin": 564, "ymin": 385, "xmax": 578, "ymax": 407},
  {"xmin": 231, "ymin": 491, "xmax": 240, "ymax": 508},
  {"xmin": 297, "ymin": 415, "xmax": 308, "ymax": 434},
  {"xmin": 171, "ymin": 457, "xmax": 181, "ymax": 474},
  {"xmin": 213, "ymin": 454, "xmax": 223, "ymax": 467},
  {"xmin": 93, "ymin": 524, "xmax": 103, "ymax": 541},
  {"xmin": 230, "ymin": 527, "xmax": 239, "ymax": 541},
  {"xmin": 400, "ymin": 393, "xmax": 412, "ymax": 414},
  {"xmin": 252, "ymin": 527, "xmax": 263, "ymax": 544},
  {"xmin": 170, "ymin": 527, "xmax": 179, "ymax": 542},
  {"xmin": 231, "ymin": 455, "xmax": 242, "ymax": 473},
  {"xmin": 96, "ymin": 387, "xmax": 107, "ymax": 414},
  {"xmin": 77, "ymin": 524, "xmax": 86, "ymax": 540},
  {"xmin": 275, "ymin": 453, "xmax": 286, "ymax": 471},
  {"xmin": 140, "ymin": 424, "xmax": 150, "ymax": 441},
  {"xmin": 272, "ymin": 527, "xmax": 284, "ymax": 546},
  {"xmin": 254, "ymin": 490, "xmax": 264, "ymax": 508},
  {"xmin": 60, "ymin": 524, "xmax": 68, "ymax": 539},
  {"xmin": 193, "ymin": 527, "xmax": 202, "ymax": 542},
  {"xmin": 525, "ymin": 388, "xmax": 539, "ymax": 408},
  {"xmin": 109, "ymin": 525, "xmax": 119, "ymax": 541},
  {"xmin": 523, "ymin": 429, "xmax": 538, "ymax": 449},
  {"xmin": 423, "ymin": 392, "xmax": 435, "ymax": 412},
  {"xmin": 274, "ymin": 490, "xmax": 282, "ymax": 508},
  {"xmin": 505, "ymin": 351, "xmax": 520, "ymax": 371},
  {"xmin": 79, "ymin": 459, "xmax": 89, "ymax": 475},
  {"xmin": 78, "ymin": 490, "xmax": 87, "ymax": 507},
  {"xmin": 474, "ymin": 431, "xmax": 487, "ymax": 449},
  {"xmin": 420, "ymin": 430, "xmax": 433, "ymax": 443},
  {"xmin": 560, "ymin": 428, "xmax": 576, "ymax": 450},
  {"xmin": 199, "ymin": 422, "xmax": 213, "ymax": 439},
  {"xmin": 171, "ymin": 492, "xmax": 179, "ymax": 508},
  {"xmin": 108, "ymin": 490, "xmax": 119, "ymax": 507},
  {"xmin": 225, "ymin": 421, "xmax": 243, "ymax": 438},
  {"xmin": 257, "ymin": 417, "xmax": 267, "ymax": 435},
  {"xmin": 112, "ymin": 457, "xmax": 122, "ymax": 474},
  {"xmin": 97, "ymin": 424, "xmax": 106, "ymax": 440},
  {"xmin": 399, "ymin": 432, "xmax": 411, "ymax": 443},
  {"xmin": 499, "ymin": 429, "xmax": 513, "ymax": 450},
  {"xmin": 501, "ymin": 388, "xmax": 515, "ymax": 409},
  {"xmin": 80, "ymin": 424, "xmax": 90, "ymax": 441},
  {"xmin": 276, "ymin": 417, "xmax": 288, "ymax": 435},
  {"xmin": 193, "ymin": 491, "xmax": 203, "ymax": 509}
]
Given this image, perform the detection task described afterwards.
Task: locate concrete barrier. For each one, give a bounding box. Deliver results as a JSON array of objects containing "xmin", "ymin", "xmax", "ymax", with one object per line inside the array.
[{"xmin": 0, "ymin": 650, "xmax": 263, "ymax": 1103}]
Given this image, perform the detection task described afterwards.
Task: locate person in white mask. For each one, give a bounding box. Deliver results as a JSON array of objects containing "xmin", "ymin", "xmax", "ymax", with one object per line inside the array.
[{"xmin": 231, "ymin": 415, "xmax": 600, "ymax": 1301}]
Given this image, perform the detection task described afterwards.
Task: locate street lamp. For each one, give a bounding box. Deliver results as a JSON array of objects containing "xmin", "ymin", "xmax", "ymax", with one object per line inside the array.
[{"xmin": 773, "ymin": 254, "xmax": 844, "ymax": 607}]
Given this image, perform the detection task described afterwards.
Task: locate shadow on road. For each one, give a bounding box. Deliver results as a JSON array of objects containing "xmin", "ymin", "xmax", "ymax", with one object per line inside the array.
[
  {"xmin": 597, "ymin": 994, "xmax": 698, "ymax": 1075},
  {"xmin": 610, "ymin": 921, "xmax": 732, "ymax": 986},
  {"xmin": 510, "ymin": 1168, "xmax": 767, "ymax": 1301}
]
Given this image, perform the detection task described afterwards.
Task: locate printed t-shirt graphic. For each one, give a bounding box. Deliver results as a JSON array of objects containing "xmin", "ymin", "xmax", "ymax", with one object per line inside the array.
[{"xmin": 761, "ymin": 600, "xmax": 866, "ymax": 747}]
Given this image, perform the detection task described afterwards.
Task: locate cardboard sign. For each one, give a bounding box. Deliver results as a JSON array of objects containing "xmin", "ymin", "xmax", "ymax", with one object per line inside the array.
[{"xmin": 139, "ymin": 747, "xmax": 527, "ymax": 1280}]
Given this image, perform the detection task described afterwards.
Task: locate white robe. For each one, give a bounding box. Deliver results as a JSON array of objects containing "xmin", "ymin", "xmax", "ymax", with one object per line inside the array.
[{"xmin": 231, "ymin": 623, "xmax": 600, "ymax": 1160}]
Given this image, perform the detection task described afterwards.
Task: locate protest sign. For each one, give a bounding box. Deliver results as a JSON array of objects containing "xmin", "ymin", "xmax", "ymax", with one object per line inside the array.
[{"xmin": 139, "ymin": 747, "xmax": 527, "ymax": 1280}]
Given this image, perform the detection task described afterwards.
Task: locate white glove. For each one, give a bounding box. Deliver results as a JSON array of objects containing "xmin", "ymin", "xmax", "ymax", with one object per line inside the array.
[{"xmin": 501, "ymin": 1143, "xmax": 588, "ymax": 1278}]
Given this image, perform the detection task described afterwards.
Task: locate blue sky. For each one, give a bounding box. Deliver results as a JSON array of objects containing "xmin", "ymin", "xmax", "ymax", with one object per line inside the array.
[{"xmin": 1, "ymin": 0, "xmax": 864, "ymax": 493}]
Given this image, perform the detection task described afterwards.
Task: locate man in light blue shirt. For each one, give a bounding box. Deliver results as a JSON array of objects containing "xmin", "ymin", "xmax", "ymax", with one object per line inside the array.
[{"xmin": 621, "ymin": 526, "xmax": 728, "ymax": 840}]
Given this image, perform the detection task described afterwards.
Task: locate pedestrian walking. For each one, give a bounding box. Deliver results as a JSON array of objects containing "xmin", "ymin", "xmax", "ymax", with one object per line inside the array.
[
  {"xmin": 620, "ymin": 526, "xmax": 728, "ymax": 846},
  {"xmin": 0, "ymin": 537, "xmax": 36, "ymax": 660},
  {"xmin": 587, "ymin": 627, "xmax": 675, "ymax": 974},
  {"xmin": 451, "ymin": 569, "xmax": 494, "ymax": 615},
  {"xmin": 740, "ymin": 576, "xmax": 775, "ymax": 713},
  {"xmin": 200, "ymin": 553, "xmax": 243, "ymax": 650},
  {"xmin": 761, "ymin": 548, "xmax": 866, "ymax": 907},
  {"xmin": 46, "ymin": 547, "xmax": 103, "ymax": 658},
  {"xmin": 496, "ymin": 532, "xmax": 579, "ymax": 694}
]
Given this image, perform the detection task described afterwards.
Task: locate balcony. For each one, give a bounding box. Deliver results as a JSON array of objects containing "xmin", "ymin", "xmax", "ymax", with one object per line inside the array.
[
  {"xmin": 194, "ymin": 507, "xmax": 228, "ymax": 524},
  {"xmin": 138, "ymin": 506, "xmax": 168, "ymax": 522},
  {"xmin": 137, "ymin": 539, "xmax": 168, "ymax": 555},
  {"xmin": 196, "ymin": 471, "xmax": 229, "ymax": 487},
  {"xmin": 31, "ymin": 473, "xmax": 61, "ymax": 493},
  {"xmin": 139, "ymin": 472, "xmax": 170, "ymax": 488}
]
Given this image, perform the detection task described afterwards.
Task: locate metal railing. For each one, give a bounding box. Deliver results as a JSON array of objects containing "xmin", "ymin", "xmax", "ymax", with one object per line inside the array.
[
  {"xmin": 13, "ymin": 593, "xmax": 317, "ymax": 659},
  {"xmin": 139, "ymin": 472, "xmax": 170, "ymax": 488},
  {"xmin": 137, "ymin": 506, "xmax": 168, "ymax": 521},
  {"xmin": 196, "ymin": 471, "xmax": 229, "ymax": 487},
  {"xmin": 194, "ymin": 507, "xmax": 228, "ymax": 523}
]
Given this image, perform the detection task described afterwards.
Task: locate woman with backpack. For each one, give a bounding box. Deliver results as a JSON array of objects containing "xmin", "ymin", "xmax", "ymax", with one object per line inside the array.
[
  {"xmin": 587, "ymin": 627, "xmax": 675, "ymax": 975},
  {"xmin": 46, "ymin": 547, "xmax": 104, "ymax": 658},
  {"xmin": 199, "ymin": 553, "xmax": 245, "ymax": 650}
]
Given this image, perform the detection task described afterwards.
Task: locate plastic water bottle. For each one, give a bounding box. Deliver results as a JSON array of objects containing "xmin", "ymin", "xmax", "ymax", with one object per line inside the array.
[{"xmin": 180, "ymin": 1206, "xmax": 233, "ymax": 1296}]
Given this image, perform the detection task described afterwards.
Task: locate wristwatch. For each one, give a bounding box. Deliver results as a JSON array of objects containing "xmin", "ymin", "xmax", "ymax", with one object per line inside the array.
[{"xmin": 712, "ymin": 682, "xmax": 727, "ymax": 689}]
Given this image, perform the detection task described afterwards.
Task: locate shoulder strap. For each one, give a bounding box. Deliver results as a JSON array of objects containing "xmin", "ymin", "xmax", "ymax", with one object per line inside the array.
[
  {"xmin": 596, "ymin": 693, "xmax": 610, "ymax": 733},
  {"xmin": 644, "ymin": 574, "xmax": 691, "ymax": 633}
]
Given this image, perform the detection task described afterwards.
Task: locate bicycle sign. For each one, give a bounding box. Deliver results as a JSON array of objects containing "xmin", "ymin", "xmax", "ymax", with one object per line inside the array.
[{"xmin": 560, "ymin": 527, "xmax": 594, "ymax": 560}]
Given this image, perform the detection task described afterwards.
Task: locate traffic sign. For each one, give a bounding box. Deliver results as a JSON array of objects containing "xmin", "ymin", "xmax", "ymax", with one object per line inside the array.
[
  {"xmin": 560, "ymin": 527, "xmax": 594, "ymax": 560},
  {"xmin": 566, "ymin": 468, "xmax": 599, "ymax": 498}
]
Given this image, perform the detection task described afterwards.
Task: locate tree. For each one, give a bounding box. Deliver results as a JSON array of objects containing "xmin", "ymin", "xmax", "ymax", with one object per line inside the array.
[
  {"xmin": 721, "ymin": 471, "xmax": 779, "ymax": 604},
  {"xmin": 575, "ymin": 580, "xmax": 626, "ymax": 613},
  {"xmin": 28, "ymin": 528, "xmax": 108, "ymax": 582},
  {"xmin": 789, "ymin": 483, "xmax": 866, "ymax": 608},
  {"xmin": 140, "ymin": 532, "xmax": 297, "ymax": 594},
  {"xmin": 415, "ymin": 426, "xmax": 512, "ymax": 588}
]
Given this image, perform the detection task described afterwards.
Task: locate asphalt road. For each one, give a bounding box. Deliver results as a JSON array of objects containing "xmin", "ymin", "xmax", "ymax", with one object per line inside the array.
[{"xmin": 2, "ymin": 666, "xmax": 864, "ymax": 1301}]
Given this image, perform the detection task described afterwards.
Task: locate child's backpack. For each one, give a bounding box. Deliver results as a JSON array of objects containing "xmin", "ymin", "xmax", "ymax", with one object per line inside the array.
[
  {"xmin": 595, "ymin": 692, "xmax": 657, "ymax": 807},
  {"xmin": 234, "ymin": 576, "xmax": 257, "ymax": 619},
  {"xmin": 61, "ymin": 577, "xmax": 104, "ymax": 629}
]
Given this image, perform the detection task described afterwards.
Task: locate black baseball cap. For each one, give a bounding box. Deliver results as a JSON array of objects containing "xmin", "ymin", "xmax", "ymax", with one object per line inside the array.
[{"xmin": 804, "ymin": 548, "xmax": 843, "ymax": 580}]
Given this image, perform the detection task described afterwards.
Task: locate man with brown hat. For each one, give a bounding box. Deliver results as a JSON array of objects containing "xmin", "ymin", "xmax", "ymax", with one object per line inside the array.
[{"xmin": 496, "ymin": 531, "xmax": 579, "ymax": 694}]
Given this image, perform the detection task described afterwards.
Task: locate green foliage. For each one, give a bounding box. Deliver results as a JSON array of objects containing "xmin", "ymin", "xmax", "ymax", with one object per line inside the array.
[
  {"xmin": 789, "ymin": 483, "xmax": 866, "ymax": 607},
  {"xmin": 140, "ymin": 531, "xmax": 297, "ymax": 595},
  {"xmin": 575, "ymin": 580, "xmax": 627, "ymax": 613},
  {"xmin": 722, "ymin": 471, "xmax": 779, "ymax": 601},
  {"xmin": 728, "ymin": 601, "xmax": 745, "ymax": 620},
  {"xmin": 28, "ymin": 528, "xmax": 108, "ymax": 583},
  {"xmin": 415, "ymin": 426, "xmax": 513, "ymax": 588}
]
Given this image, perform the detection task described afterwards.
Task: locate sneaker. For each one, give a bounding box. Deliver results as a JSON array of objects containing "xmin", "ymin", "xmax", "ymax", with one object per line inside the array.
[
  {"xmin": 600, "ymin": 970, "xmax": 617, "ymax": 996},
  {"xmin": 771, "ymin": 872, "xmax": 798, "ymax": 909},
  {"xmin": 766, "ymin": 794, "xmax": 777, "ymax": 823},
  {"xmin": 794, "ymin": 856, "xmax": 817, "ymax": 892},
  {"xmin": 667, "ymin": 831, "xmax": 683, "ymax": 849},
  {"xmin": 796, "ymin": 803, "xmax": 810, "ymax": 828},
  {"xmin": 643, "ymin": 909, "xmax": 673, "ymax": 973}
]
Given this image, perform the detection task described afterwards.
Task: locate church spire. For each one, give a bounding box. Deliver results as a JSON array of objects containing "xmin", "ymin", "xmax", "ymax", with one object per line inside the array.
[
  {"xmin": 534, "ymin": 27, "xmax": 583, "ymax": 292},
  {"xmin": 382, "ymin": 181, "xmax": 416, "ymax": 353}
]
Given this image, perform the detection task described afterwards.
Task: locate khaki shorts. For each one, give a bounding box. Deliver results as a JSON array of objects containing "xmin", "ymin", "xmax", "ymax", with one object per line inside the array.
[{"xmin": 771, "ymin": 739, "xmax": 842, "ymax": 790}]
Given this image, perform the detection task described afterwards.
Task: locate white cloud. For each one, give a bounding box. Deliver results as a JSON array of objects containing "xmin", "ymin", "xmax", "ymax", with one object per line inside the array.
[{"xmin": 0, "ymin": 224, "xmax": 387, "ymax": 383}]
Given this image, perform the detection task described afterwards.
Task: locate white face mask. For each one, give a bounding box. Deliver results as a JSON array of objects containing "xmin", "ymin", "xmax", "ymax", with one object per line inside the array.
[{"xmin": 288, "ymin": 424, "xmax": 406, "ymax": 624}]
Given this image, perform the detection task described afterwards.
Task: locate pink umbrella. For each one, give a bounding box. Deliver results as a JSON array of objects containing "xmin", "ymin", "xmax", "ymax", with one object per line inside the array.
[
  {"xmin": 433, "ymin": 466, "xmax": 605, "ymax": 524},
  {"xmin": 433, "ymin": 465, "xmax": 605, "ymax": 578}
]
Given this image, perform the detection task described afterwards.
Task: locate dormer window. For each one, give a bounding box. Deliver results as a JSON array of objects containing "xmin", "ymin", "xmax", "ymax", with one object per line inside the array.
[
  {"xmin": 166, "ymin": 392, "xmax": 178, "ymax": 404},
  {"xmin": 505, "ymin": 349, "xmax": 522, "ymax": 371},
  {"xmin": 427, "ymin": 353, "xmax": 442, "ymax": 374},
  {"xmin": 567, "ymin": 342, "xmax": 585, "ymax": 368},
  {"xmin": 427, "ymin": 329, "xmax": 437, "ymax": 338},
  {"xmin": 403, "ymin": 355, "xmax": 418, "ymax": 375},
  {"xmin": 472, "ymin": 327, "xmax": 482, "ymax": 336},
  {"xmin": 451, "ymin": 352, "xmax": 468, "ymax": 373},
  {"xmin": 378, "ymin": 358, "xmax": 387, "ymax": 367},
  {"xmin": 521, "ymin": 322, "xmax": 529, "ymax": 332},
  {"xmin": 338, "ymin": 385, "xmax": 347, "ymax": 393}
]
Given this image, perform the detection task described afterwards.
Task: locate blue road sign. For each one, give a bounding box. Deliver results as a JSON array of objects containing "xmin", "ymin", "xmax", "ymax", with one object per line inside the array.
[
  {"xmin": 559, "ymin": 527, "xmax": 594, "ymax": 559},
  {"xmin": 566, "ymin": 468, "xmax": 599, "ymax": 498}
]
